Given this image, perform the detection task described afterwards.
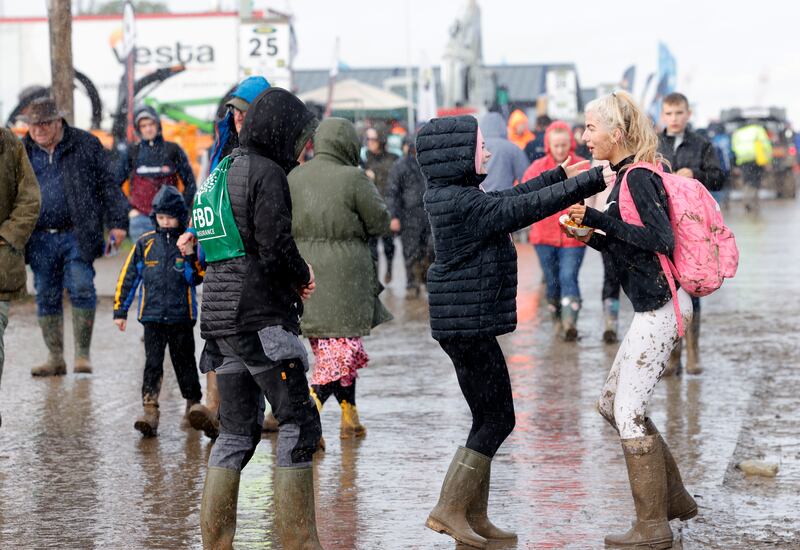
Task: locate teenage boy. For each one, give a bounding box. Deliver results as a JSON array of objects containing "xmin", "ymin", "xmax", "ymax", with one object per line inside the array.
[{"xmin": 658, "ymin": 92, "xmax": 724, "ymax": 376}]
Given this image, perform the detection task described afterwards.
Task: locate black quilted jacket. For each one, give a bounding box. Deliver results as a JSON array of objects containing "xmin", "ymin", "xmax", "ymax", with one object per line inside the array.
[{"xmin": 416, "ymin": 115, "xmax": 606, "ymax": 340}]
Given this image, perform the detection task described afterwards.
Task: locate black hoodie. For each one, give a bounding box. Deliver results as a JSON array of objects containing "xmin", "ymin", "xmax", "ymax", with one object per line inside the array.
[
  {"xmin": 417, "ymin": 115, "xmax": 606, "ymax": 340},
  {"xmin": 200, "ymin": 88, "xmax": 317, "ymax": 338},
  {"xmin": 115, "ymin": 105, "xmax": 197, "ymax": 213}
]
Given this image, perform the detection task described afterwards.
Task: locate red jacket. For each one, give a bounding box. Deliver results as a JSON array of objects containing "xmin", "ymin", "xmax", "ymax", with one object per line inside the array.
[{"xmin": 524, "ymin": 121, "xmax": 586, "ymax": 248}]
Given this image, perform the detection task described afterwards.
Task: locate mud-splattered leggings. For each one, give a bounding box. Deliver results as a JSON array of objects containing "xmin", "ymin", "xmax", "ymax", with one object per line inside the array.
[
  {"xmin": 439, "ymin": 336, "xmax": 516, "ymax": 458},
  {"xmin": 597, "ymin": 289, "xmax": 693, "ymax": 439}
]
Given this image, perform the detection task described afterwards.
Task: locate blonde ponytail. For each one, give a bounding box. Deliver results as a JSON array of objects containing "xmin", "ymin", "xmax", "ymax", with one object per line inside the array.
[{"xmin": 585, "ymin": 91, "xmax": 668, "ymax": 168}]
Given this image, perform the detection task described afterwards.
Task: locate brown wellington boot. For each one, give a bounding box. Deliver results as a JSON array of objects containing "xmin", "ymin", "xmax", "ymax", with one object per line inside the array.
[
  {"xmin": 31, "ymin": 315, "xmax": 67, "ymax": 377},
  {"xmin": 72, "ymin": 308, "xmax": 95, "ymax": 373},
  {"xmin": 189, "ymin": 372, "xmax": 220, "ymax": 439},
  {"xmin": 262, "ymin": 411, "xmax": 279, "ymax": 433},
  {"xmin": 134, "ymin": 395, "xmax": 160, "ymax": 437},
  {"xmin": 425, "ymin": 446, "xmax": 488, "ymax": 549},
  {"xmin": 339, "ymin": 400, "xmax": 366, "ymax": 439},
  {"xmin": 663, "ymin": 339, "xmax": 682, "ymax": 377},
  {"xmin": 604, "ymin": 436, "xmax": 673, "ymax": 549},
  {"xmin": 644, "ymin": 418, "xmax": 697, "ymax": 521},
  {"xmin": 684, "ymin": 313, "xmax": 703, "ymax": 375},
  {"xmin": 182, "ymin": 399, "xmax": 200, "ymax": 429},
  {"xmin": 200, "ymin": 466, "xmax": 240, "ymax": 550},
  {"xmin": 466, "ymin": 451, "xmax": 517, "ymax": 541},
  {"xmin": 274, "ymin": 466, "xmax": 323, "ymax": 550}
]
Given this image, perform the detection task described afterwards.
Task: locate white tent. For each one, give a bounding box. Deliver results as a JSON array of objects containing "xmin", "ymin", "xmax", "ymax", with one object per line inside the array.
[{"xmin": 298, "ymin": 79, "xmax": 409, "ymax": 116}]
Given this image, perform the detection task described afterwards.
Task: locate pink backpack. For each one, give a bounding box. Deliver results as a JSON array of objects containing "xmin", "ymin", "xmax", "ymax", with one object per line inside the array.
[{"xmin": 618, "ymin": 162, "xmax": 739, "ymax": 336}]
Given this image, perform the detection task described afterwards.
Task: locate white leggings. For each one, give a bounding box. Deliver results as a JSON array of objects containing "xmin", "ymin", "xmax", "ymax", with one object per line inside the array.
[{"xmin": 597, "ymin": 289, "xmax": 693, "ymax": 439}]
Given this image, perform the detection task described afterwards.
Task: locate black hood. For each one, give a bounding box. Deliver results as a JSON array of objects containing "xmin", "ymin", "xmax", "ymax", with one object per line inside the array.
[
  {"xmin": 415, "ymin": 115, "xmax": 485, "ymax": 188},
  {"xmin": 150, "ymin": 185, "xmax": 188, "ymax": 227},
  {"xmin": 238, "ymin": 88, "xmax": 318, "ymax": 174}
]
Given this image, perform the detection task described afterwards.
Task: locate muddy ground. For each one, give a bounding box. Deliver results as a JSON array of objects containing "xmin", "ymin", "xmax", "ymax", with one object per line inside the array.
[{"xmin": 0, "ymin": 200, "xmax": 797, "ymax": 549}]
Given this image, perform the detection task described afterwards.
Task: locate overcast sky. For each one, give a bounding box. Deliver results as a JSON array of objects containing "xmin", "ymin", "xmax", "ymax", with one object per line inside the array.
[{"xmin": 5, "ymin": 0, "xmax": 799, "ymax": 125}]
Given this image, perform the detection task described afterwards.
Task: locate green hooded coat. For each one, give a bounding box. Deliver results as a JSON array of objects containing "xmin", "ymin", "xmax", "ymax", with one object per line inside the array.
[
  {"xmin": 0, "ymin": 128, "xmax": 41, "ymax": 301},
  {"xmin": 288, "ymin": 118, "xmax": 392, "ymax": 338}
]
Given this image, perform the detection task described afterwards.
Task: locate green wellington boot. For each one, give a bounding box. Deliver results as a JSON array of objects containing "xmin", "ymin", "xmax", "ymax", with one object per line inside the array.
[
  {"xmin": 604, "ymin": 436, "xmax": 673, "ymax": 549},
  {"xmin": 274, "ymin": 466, "xmax": 323, "ymax": 550},
  {"xmin": 603, "ymin": 298, "xmax": 620, "ymax": 344},
  {"xmin": 644, "ymin": 418, "xmax": 697, "ymax": 521},
  {"xmin": 466, "ymin": 450, "xmax": 517, "ymax": 541},
  {"xmin": 31, "ymin": 315, "xmax": 67, "ymax": 376},
  {"xmin": 684, "ymin": 312, "xmax": 703, "ymax": 375},
  {"xmin": 425, "ymin": 446, "xmax": 488, "ymax": 549},
  {"xmin": 72, "ymin": 307, "xmax": 95, "ymax": 373},
  {"xmin": 200, "ymin": 467, "xmax": 240, "ymax": 550},
  {"xmin": 663, "ymin": 339, "xmax": 682, "ymax": 377}
]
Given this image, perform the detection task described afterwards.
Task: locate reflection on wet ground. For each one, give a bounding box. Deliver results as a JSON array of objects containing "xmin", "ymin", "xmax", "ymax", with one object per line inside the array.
[{"xmin": 0, "ymin": 201, "xmax": 798, "ymax": 549}]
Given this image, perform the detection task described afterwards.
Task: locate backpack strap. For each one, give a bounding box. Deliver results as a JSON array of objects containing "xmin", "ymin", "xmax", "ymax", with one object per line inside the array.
[{"xmin": 620, "ymin": 162, "xmax": 685, "ymax": 337}]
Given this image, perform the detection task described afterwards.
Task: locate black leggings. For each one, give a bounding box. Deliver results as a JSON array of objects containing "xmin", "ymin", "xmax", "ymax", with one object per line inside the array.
[
  {"xmin": 313, "ymin": 379, "xmax": 357, "ymax": 407},
  {"xmin": 439, "ymin": 336, "xmax": 516, "ymax": 458}
]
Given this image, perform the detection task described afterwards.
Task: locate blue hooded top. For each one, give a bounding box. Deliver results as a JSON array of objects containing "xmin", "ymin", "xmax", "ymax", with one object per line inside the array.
[{"xmin": 208, "ymin": 76, "xmax": 271, "ymax": 172}]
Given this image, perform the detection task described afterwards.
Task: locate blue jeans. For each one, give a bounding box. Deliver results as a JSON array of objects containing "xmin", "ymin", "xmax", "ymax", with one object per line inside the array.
[
  {"xmin": 534, "ymin": 245, "xmax": 586, "ymax": 301},
  {"xmin": 27, "ymin": 231, "xmax": 96, "ymax": 317},
  {"xmin": 129, "ymin": 214, "xmax": 155, "ymax": 243},
  {"xmin": 710, "ymin": 189, "xmax": 730, "ymax": 208}
]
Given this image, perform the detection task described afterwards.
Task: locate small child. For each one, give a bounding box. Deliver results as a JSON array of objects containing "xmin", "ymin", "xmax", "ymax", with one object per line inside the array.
[{"xmin": 113, "ymin": 185, "xmax": 205, "ymax": 437}]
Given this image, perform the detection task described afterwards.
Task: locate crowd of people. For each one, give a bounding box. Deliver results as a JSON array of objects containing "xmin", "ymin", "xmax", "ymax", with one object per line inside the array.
[{"xmin": 0, "ymin": 75, "xmax": 743, "ymax": 549}]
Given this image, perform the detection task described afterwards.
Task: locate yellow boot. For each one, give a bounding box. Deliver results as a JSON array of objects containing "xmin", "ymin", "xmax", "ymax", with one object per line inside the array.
[
  {"xmin": 340, "ymin": 400, "xmax": 366, "ymax": 439},
  {"xmin": 309, "ymin": 387, "xmax": 326, "ymax": 451}
]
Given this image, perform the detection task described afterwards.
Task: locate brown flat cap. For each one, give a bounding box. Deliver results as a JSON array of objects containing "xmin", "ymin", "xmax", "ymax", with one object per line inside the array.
[{"xmin": 19, "ymin": 97, "xmax": 66, "ymax": 124}]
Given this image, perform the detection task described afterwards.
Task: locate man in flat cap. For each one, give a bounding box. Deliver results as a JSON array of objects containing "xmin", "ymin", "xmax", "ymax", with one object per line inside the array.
[{"xmin": 21, "ymin": 97, "xmax": 129, "ymax": 376}]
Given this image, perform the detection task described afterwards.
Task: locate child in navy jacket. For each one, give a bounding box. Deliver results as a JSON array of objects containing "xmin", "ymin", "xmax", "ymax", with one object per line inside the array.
[{"xmin": 114, "ymin": 185, "xmax": 205, "ymax": 437}]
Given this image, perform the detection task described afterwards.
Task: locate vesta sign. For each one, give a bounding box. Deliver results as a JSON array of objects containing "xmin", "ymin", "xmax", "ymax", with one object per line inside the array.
[
  {"xmin": 0, "ymin": 12, "xmax": 292, "ymax": 128},
  {"xmin": 112, "ymin": 42, "xmax": 216, "ymax": 66}
]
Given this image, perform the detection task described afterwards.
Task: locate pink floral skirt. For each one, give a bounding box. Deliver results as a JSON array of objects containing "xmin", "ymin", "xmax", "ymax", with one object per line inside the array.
[{"xmin": 309, "ymin": 337, "xmax": 369, "ymax": 387}]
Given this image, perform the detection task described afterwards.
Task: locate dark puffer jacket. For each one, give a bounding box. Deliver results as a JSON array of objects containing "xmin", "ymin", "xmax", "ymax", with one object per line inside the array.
[
  {"xmin": 199, "ymin": 88, "xmax": 316, "ymax": 338},
  {"xmin": 417, "ymin": 116, "xmax": 606, "ymax": 340}
]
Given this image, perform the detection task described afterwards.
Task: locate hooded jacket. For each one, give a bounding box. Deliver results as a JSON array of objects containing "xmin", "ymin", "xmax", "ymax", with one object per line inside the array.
[
  {"xmin": 208, "ymin": 76, "xmax": 271, "ymax": 172},
  {"xmin": 113, "ymin": 185, "xmax": 204, "ymax": 324},
  {"xmin": 507, "ymin": 109, "xmax": 535, "ymax": 150},
  {"xmin": 479, "ymin": 112, "xmax": 531, "ymax": 192},
  {"xmin": 115, "ymin": 106, "xmax": 196, "ymax": 214},
  {"xmin": 417, "ymin": 115, "xmax": 606, "ymax": 340},
  {"xmin": 526, "ymin": 121, "xmax": 587, "ymax": 248},
  {"xmin": 200, "ymin": 88, "xmax": 317, "ymax": 338},
  {"xmin": 0, "ymin": 128, "xmax": 40, "ymax": 301},
  {"xmin": 23, "ymin": 123, "xmax": 130, "ymax": 263},
  {"xmin": 288, "ymin": 118, "xmax": 392, "ymax": 337}
]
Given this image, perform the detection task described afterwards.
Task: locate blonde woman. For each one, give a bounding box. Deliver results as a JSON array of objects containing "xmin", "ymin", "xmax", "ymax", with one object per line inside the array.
[{"xmin": 567, "ymin": 91, "xmax": 696, "ymax": 549}]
